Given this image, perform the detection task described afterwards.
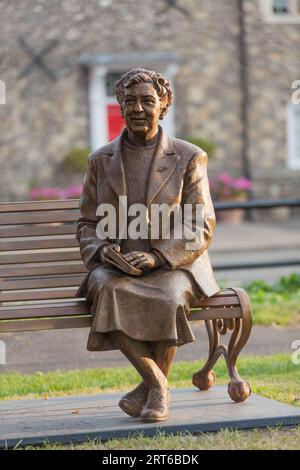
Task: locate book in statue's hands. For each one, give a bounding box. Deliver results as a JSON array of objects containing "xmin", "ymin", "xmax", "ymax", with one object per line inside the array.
[{"xmin": 103, "ymin": 246, "xmax": 143, "ymax": 276}]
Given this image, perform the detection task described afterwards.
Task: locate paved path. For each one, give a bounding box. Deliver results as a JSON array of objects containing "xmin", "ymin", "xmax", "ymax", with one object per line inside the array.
[
  {"xmin": 210, "ymin": 220, "xmax": 300, "ymax": 284},
  {"xmin": 211, "ymin": 220, "xmax": 300, "ymax": 253}
]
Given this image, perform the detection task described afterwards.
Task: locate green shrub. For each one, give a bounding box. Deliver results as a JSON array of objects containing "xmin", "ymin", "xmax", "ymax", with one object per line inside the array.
[
  {"xmin": 61, "ymin": 147, "xmax": 90, "ymax": 173},
  {"xmin": 245, "ymin": 273, "xmax": 300, "ymax": 294},
  {"xmin": 184, "ymin": 136, "xmax": 216, "ymax": 158}
]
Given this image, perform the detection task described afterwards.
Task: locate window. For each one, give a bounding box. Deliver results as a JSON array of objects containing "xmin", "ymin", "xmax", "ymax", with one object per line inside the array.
[
  {"xmin": 273, "ymin": 0, "xmax": 290, "ymax": 14},
  {"xmin": 105, "ymin": 72, "xmax": 123, "ymax": 97},
  {"xmin": 287, "ymin": 104, "xmax": 300, "ymax": 169},
  {"xmin": 260, "ymin": 0, "xmax": 300, "ymax": 22}
]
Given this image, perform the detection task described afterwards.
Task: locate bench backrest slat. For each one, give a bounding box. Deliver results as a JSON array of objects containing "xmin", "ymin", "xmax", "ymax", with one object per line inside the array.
[
  {"xmin": 0, "ymin": 261, "xmax": 87, "ymax": 282},
  {"xmin": 0, "ymin": 202, "xmax": 84, "ymax": 313},
  {"xmin": 0, "ymin": 300, "xmax": 89, "ymax": 320},
  {"xmin": 0, "ymin": 237, "xmax": 79, "ymax": 251},
  {"xmin": 1, "ymin": 288, "xmax": 79, "ymax": 302},
  {"xmin": 0, "ymin": 261, "xmax": 87, "ymax": 277},
  {"xmin": 0, "ymin": 274, "xmax": 84, "ymax": 290},
  {"xmin": 0, "ymin": 225, "xmax": 77, "ymax": 238},
  {"xmin": 0, "ymin": 251, "xmax": 81, "ymax": 264},
  {"xmin": 0, "ymin": 200, "xmax": 79, "ymax": 212},
  {"xmin": 0, "ymin": 210, "xmax": 80, "ymax": 225}
]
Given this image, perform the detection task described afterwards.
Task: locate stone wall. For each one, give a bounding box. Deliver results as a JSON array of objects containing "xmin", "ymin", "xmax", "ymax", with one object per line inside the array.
[
  {"xmin": 0, "ymin": 0, "xmax": 299, "ymax": 203},
  {"xmin": 243, "ymin": 0, "xmax": 300, "ymax": 199}
]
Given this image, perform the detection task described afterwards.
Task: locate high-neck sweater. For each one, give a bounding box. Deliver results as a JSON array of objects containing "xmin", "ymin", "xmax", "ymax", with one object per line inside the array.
[{"xmin": 121, "ymin": 133, "xmax": 159, "ymax": 254}]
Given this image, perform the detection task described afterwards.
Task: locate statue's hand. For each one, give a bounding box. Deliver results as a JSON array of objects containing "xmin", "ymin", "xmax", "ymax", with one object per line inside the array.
[
  {"xmin": 100, "ymin": 243, "xmax": 120, "ymax": 266},
  {"xmin": 123, "ymin": 251, "xmax": 161, "ymax": 271}
]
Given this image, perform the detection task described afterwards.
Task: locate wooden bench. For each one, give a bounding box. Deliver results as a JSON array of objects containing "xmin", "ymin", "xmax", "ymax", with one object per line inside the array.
[{"xmin": 0, "ymin": 200, "xmax": 252, "ymax": 403}]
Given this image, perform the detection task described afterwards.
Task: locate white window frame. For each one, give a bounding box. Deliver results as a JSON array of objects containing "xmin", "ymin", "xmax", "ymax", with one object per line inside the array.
[
  {"xmin": 260, "ymin": 0, "xmax": 300, "ymax": 23},
  {"xmin": 287, "ymin": 103, "xmax": 300, "ymax": 169},
  {"xmin": 88, "ymin": 66, "xmax": 108, "ymax": 152}
]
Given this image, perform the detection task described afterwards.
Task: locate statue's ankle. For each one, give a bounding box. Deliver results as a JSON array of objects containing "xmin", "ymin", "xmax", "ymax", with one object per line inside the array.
[{"xmin": 150, "ymin": 377, "xmax": 168, "ymax": 390}]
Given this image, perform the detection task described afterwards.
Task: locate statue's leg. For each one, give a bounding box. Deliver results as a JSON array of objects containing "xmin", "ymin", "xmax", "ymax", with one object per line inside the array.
[
  {"xmin": 110, "ymin": 331, "xmax": 170, "ymax": 421},
  {"xmin": 110, "ymin": 330, "xmax": 167, "ymax": 389},
  {"xmin": 150, "ymin": 341, "xmax": 177, "ymax": 378}
]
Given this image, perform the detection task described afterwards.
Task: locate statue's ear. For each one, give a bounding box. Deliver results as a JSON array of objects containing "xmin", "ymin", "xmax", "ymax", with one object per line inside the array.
[{"xmin": 159, "ymin": 95, "xmax": 169, "ymax": 119}]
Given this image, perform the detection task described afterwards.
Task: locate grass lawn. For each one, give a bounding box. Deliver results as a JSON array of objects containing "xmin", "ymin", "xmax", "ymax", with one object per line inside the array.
[
  {"xmin": 249, "ymin": 290, "xmax": 300, "ymax": 325},
  {"xmin": 2, "ymin": 354, "xmax": 300, "ymax": 450},
  {"xmin": 2, "ymin": 354, "xmax": 300, "ymax": 403},
  {"xmin": 18, "ymin": 427, "xmax": 300, "ymax": 451},
  {"xmin": 221, "ymin": 273, "xmax": 300, "ymax": 326}
]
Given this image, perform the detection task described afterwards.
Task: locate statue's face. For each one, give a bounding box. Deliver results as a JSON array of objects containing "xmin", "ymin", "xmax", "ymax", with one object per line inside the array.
[{"xmin": 122, "ymin": 82, "xmax": 162, "ymax": 136}]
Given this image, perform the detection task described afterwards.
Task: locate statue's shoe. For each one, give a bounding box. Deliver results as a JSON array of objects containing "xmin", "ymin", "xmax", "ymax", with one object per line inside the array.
[
  {"xmin": 118, "ymin": 382, "xmax": 148, "ymax": 418},
  {"xmin": 140, "ymin": 386, "xmax": 171, "ymax": 422}
]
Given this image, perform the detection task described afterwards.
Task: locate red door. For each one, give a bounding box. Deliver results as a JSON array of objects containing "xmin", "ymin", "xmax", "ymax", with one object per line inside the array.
[{"xmin": 107, "ymin": 103, "xmax": 125, "ymax": 141}]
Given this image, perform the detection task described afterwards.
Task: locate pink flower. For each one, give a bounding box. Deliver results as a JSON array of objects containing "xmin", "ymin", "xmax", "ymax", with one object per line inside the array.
[
  {"xmin": 218, "ymin": 173, "xmax": 235, "ymax": 186},
  {"xmin": 30, "ymin": 188, "xmax": 41, "ymax": 198},
  {"xmin": 210, "ymin": 173, "xmax": 252, "ymax": 200},
  {"xmin": 30, "ymin": 184, "xmax": 83, "ymax": 200},
  {"xmin": 64, "ymin": 184, "xmax": 83, "ymax": 198},
  {"xmin": 233, "ymin": 177, "xmax": 252, "ymax": 191},
  {"xmin": 209, "ymin": 178, "xmax": 217, "ymax": 191}
]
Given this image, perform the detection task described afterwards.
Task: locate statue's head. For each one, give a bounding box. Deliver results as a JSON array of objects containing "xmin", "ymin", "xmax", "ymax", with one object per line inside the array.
[{"xmin": 116, "ymin": 68, "xmax": 173, "ymax": 137}]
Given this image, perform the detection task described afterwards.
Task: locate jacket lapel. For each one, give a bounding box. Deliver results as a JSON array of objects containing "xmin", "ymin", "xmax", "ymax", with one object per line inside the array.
[
  {"xmin": 101, "ymin": 130, "xmax": 127, "ymax": 199},
  {"xmin": 146, "ymin": 127, "xmax": 180, "ymax": 208}
]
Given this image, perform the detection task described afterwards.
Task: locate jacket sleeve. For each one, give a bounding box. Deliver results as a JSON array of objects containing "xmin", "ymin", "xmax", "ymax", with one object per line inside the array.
[
  {"xmin": 151, "ymin": 151, "xmax": 216, "ymax": 269},
  {"xmin": 76, "ymin": 153, "xmax": 110, "ymax": 270}
]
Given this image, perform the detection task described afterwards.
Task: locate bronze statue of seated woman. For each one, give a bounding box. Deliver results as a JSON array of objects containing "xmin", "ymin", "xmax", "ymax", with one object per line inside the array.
[{"xmin": 76, "ymin": 68, "xmax": 219, "ymax": 422}]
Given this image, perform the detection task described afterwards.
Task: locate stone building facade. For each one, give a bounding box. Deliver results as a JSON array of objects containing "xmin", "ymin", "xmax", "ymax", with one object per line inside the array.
[{"xmin": 0, "ymin": 0, "xmax": 299, "ymax": 203}]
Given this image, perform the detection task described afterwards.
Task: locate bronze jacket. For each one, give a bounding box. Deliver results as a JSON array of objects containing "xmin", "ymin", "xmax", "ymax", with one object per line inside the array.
[{"xmin": 76, "ymin": 127, "xmax": 220, "ymax": 298}]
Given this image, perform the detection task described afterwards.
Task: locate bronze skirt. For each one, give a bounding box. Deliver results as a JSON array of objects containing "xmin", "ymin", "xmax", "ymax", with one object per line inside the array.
[{"xmin": 85, "ymin": 266, "xmax": 199, "ymax": 351}]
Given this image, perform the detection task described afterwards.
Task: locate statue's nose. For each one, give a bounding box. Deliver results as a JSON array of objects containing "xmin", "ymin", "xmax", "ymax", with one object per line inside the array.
[{"xmin": 133, "ymin": 101, "xmax": 143, "ymax": 112}]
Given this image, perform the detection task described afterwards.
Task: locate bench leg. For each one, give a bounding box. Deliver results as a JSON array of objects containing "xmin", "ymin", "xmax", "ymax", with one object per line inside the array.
[
  {"xmin": 192, "ymin": 319, "xmax": 219, "ymax": 391},
  {"xmin": 192, "ymin": 304, "xmax": 252, "ymax": 402}
]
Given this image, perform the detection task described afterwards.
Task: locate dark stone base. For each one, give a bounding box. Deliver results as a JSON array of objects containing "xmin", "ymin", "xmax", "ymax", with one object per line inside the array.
[{"xmin": 1, "ymin": 386, "xmax": 300, "ymax": 448}]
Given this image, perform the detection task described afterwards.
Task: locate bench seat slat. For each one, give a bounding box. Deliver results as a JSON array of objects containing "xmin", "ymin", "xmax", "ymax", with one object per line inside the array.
[
  {"xmin": 0, "ymin": 316, "xmax": 91, "ymax": 333},
  {"xmin": 0, "ymin": 302, "xmax": 242, "ymax": 322},
  {"xmin": 0, "ymin": 289, "xmax": 239, "ymax": 305},
  {"xmin": 195, "ymin": 296, "xmax": 239, "ymax": 307},
  {"xmin": 189, "ymin": 306, "xmax": 242, "ymax": 320},
  {"xmin": 0, "ymin": 210, "xmax": 80, "ymax": 225},
  {"xmin": 0, "ymin": 306, "xmax": 242, "ymax": 332},
  {"xmin": 0, "ymin": 274, "xmax": 84, "ymax": 290}
]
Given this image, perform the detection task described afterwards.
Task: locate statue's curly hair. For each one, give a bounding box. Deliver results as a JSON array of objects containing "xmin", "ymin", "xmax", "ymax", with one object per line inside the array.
[{"xmin": 115, "ymin": 68, "xmax": 173, "ymax": 119}]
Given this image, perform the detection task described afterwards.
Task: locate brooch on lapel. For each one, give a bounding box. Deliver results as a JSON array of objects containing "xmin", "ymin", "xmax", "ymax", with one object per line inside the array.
[{"xmin": 157, "ymin": 164, "xmax": 169, "ymax": 171}]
